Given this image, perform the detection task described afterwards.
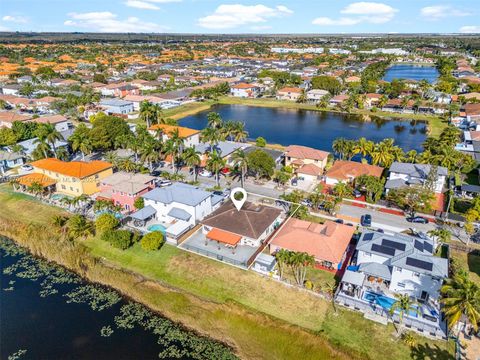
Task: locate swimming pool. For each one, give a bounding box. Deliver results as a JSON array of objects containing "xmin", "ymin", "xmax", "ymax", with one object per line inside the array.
[
  {"xmin": 95, "ymin": 210, "xmax": 123, "ymax": 219},
  {"xmin": 147, "ymin": 224, "xmax": 167, "ymax": 233},
  {"xmin": 363, "ymin": 291, "xmax": 419, "ymax": 317}
]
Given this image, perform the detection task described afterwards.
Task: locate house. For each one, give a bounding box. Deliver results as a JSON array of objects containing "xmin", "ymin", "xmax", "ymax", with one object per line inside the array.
[
  {"xmin": 306, "ymin": 89, "xmax": 329, "ymax": 104},
  {"xmin": 14, "ymin": 137, "xmax": 69, "ymax": 158},
  {"xmin": 276, "ymin": 87, "xmax": 302, "ymax": 101},
  {"xmin": 464, "ymin": 103, "xmax": 480, "ymax": 122},
  {"xmin": 329, "ymin": 94, "xmax": 349, "ymax": 106},
  {"xmin": 97, "ymin": 172, "xmax": 156, "ymax": 212},
  {"xmin": 336, "ymin": 230, "xmax": 448, "ymax": 337},
  {"xmin": 141, "ymin": 183, "xmax": 223, "ymax": 226},
  {"xmin": 148, "ymin": 124, "xmax": 200, "ymax": 148},
  {"xmin": 385, "ymin": 162, "xmax": 448, "ymax": 194},
  {"xmin": 0, "ymin": 112, "xmax": 32, "ymax": 128},
  {"xmin": 365, "ymin": 93, "xmax": 382, "ymax": 108},
  {"xmin": 0, "ymin": 150, "xmax": 24, "ymax": 174},
  {"xmin": 285, "ymin": 145, "xmax": 330, "ymax": 173},
  {"xmin": 99, "ymin": 99, "xmax": 134, "ymax": 115},
  {"xmin": 325, "ymin": 160, "xmax": 384, "ymax": 185},
  {"xmin": 32, "ymin": 115, "xmax": 72, "ymax": 132},
  {"xmin": 270, "ymin": 218, "xmax": 355, "ymax": 270},
  {"xmin": 17, "ymin": 158, "xmax": 113, "ymax": 196},
  {"xmin": 202, "ymin": 201, "xmax": 283, "ymax": 248},
  {"xmin": 123, "ymin": 95, "xmax": 165, "ymax": 111},
  {"xmin": 230, "ymin": 83, "xmax": 261, "ymax": 98},
  {"xmin": 1, "ymin": 84, "xmax": 21, "ymax": 96},
  {"xmin": 244, "ymin": 146, "xmax": 283, "ymax": 167}
]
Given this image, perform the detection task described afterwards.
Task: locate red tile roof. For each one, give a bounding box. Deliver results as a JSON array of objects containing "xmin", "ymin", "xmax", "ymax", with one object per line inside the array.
[
  {"xmin": 326, "ymin": 160, "xmax": 384, "ymax": 181},
  {"xmin": 31, "ymin": 158, "xmax": 112, "ymax": 179},
  {"xmin": 286, "ymin": 145, "xmax": 329, "ymax": 161}
]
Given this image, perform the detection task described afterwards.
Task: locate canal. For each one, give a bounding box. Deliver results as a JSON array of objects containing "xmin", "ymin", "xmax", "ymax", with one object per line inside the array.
[{"xmin": 179, "ymin": 104, "xmax": 428, "ymax": 152}]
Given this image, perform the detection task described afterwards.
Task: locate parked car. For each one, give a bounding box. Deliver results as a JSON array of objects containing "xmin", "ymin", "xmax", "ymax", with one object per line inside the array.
[
  {"xmin": 199, "ymin": 169, "xmax": 213, "ymax": 177},
  {"xmin": 213, "ymin": 190, "xmax": 229, "ymax": 199},
  {"xmin": 20, "ymin": 164, "xmax": 33, "ymax": 172},
  {"xmin": 157, "ymin": 179, "xmax": 172, "ymax": 187},
  {"xmin": 335, "ymin": 219, "xmax": 344, "ymax": 224},
  {"xmin": 406, "ymin": 216, "xmax": 428, "ymax": 224},
  {"xmin": 353, "ymin": 189, "xmax": 362, "ymax": 198},
  {"xmin": 291, "ymin": 178, "xmax": 298, "ymax": 186},
  {"xmin": 360, "ymin": 214, "xmax": 372, "ymax": 227},
  {"xmin": 150, "ymin": 170, "xmax": 161, "ymax": 177},
  {"xmin": 301, "ymin": 199, "xmax": 312, "ymax": 207}
]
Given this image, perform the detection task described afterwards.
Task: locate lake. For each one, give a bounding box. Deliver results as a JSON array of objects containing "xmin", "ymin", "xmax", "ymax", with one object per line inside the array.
[
  {"xmin": 179, "ymin": 104, "xmax": 428, "ymax": 152},
  {"xmin": 383, "ymin": 64, "xmax": 439, "ymax": 83},
  {"xmin": 0, "ymin": 238, "xmax": 236, "ymax": 360}
]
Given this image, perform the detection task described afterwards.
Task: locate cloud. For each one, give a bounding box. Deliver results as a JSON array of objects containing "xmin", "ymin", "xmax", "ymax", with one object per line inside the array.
[
  {"xmin": 198, "ymin": 4, "xmax": 292, "ymax": 29},
  {"xmin": 312, "ymin": 2, "xmax": 397, "ymax": 26},
  {"xmin": 125, "ymin": 0, "xmax": 160, "ymax": 10},
  {"xmin": 2, "ymin": 15, "xmax": 28, "ymax": 24},
  {"xmin": 460, "ymin": 25, "xmax": 480, "ymax": 33},
  {"xmin": 421, "ymin": 5, "xmax": 471, "ymax": 20},
  {"xmin": 64, "ymin": 11, "xmax": 167, "ymax": 32}
]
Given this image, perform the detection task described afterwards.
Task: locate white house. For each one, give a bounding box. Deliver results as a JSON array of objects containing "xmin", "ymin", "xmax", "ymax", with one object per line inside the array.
[
  {"xmin": 99, "ymin": 99, "xmax": 134, "ymax": 115},
  {"xmin": 230, "ymin": 83, "xmax": 261, "ymax": 98},
  {"xmin": 385, "ymin": 162, "xmax": 448, "ymax": 194},
  {"xmin": 306, "ymin": 89, "xmax": 329, "ymax": 104},
  {"xmin": 0, "ymin": 150, "xmax": 24, "ymax": 174},
  {"xmin": 141, "ymin": 183, "xmax": 223, "ymax": 227}
]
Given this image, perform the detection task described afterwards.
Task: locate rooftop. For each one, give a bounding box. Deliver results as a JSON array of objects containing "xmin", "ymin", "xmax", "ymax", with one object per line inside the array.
[
  {"xmin": 148, "ymin": 124, "xmax": 199, "ymax": 138},
  {"xmin": 285, "ymin": 145, "xmax": 329, "ymax": 161},
  {"xmin": 326, "ymin": 160, "xmax": 384, "ymax": 181},
  {"xmin": 31, "ymin": 158, "xmax": 112, "ymax": 179},
  {"xmin": 142, "ymin": 182, "xmax": 212, "ymax": 207},
  {"xmin": 101, "ymin": 171, "xmax": 155, "ymax": 195}
]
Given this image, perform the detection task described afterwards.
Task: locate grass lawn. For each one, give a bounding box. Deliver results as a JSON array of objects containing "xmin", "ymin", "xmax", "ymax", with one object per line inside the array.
[{"xmin": 451, "ymin": 249, "xmax": 480, "ymax": 285}]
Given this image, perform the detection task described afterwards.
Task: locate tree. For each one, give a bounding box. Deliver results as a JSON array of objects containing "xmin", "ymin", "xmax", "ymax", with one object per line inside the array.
[
  {"xmin": 134, "ymin": 197, "xmax": 144, "ymax": 210},
  {"xmin": 273, "ymin": 170, "xmax": 290, "ymax": 187},
  {"xmin": 164, "ymin": 128, "xmax": 184, "ymax": 173},
  {"xmin": 69, "ymin": 124, "xmax": 93, "ymax": 160},
  {"xmin": 275, "ymin": 249, "xmax": 290, "ymax": 280},
  {"xmin": 27, "ymin": 181, "xmax": 44, "ymax": 197},
  {"xmin": 231, "ymin": 149, "xmax": 249, "ymax": 188},
  {"xmin": 206, "ymin": 150, "xmax": 226, "ymax": 187},
  {"xmin": 246, "ymin": 149, "xmax": 275, "ymax": 180},
  {"xmin": 427, "ymin": 228, "xmax": 451, "ymax": 244},
  {"xmin": 67, "ymin": 215, "xmax": 94, "ymax": 240},
  {"xmin": 182, "ymin": 146, "xmax": 201, "ymax": 182},
  {"xmin": 206, "ymin": 112, "xmax": 223, "ymax": 129},
  {"xmin": 102, "ymin": 230, "xmax": 134, "ymax": 250},
  {"xmin": 139, "ymin": 101, "xmax": 160, "ymax": 128},
  {"xmin": 139, "ymin": 139, "xmax": 161, "ymax": 172},
  {"xmin": 287, "ymin": 251, "xmax": 315, "ymax": 286},
  {"xmin": 255, "ymin": 137, "xmax": 267, "ymax": 147},
  {"xmin": 89, "ymin": 113, "xmax": 132, "ymax": 150},
  {"xmin": 354, "ymin": 137, "xmax": 374, "ymax": 161},
  {"xmin": 332, "ymin": 182, "xmax": 352, "ymax": 199},
  {"xmin": 441, "ymin": 272, "xmax": 480, "ymax": 336},
  {"xmin": 40, "ymin": 123, "xmax": 63, "ymax": 158},
  {"xmin": 386, "ymin": 186, "xmax": 435, "ymax": 217},
  {"xmin": 141, "ymin": 231, "xmax": 165, "ymax": 251},
  {"xmin": 389, "ymin": 294, "xmax": 420, "ymax": 334},
  {"xmin": 95, "ymin": 213, "xmax": 119, "ymax": 234},
  {"xmin": 201, "ymin": 127, "xmax": 221, "ymax": 148},
  {"xmin": 355, "ymin": 175, "xmax": 385, "ymax": 203},
  {"xmin": 311, "ymin": 75, "xmax": 343, "ymax": 95}
]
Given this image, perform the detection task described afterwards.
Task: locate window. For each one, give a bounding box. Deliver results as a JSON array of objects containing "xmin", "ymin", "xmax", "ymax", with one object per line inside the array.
[
  {"xmin": 396, "ymin": 267, "xmax": 402, "ymax": 273},
  {"xmin": 61, "ymin": 185, "xmax": 66, "ymax": 190},
  {"xmin": 397, "ymin": 282, "xmax": 405, "ymax": 288},
  {"xmin": 70, "ymin": 187, "xmax": 73, "ymax": 191}
]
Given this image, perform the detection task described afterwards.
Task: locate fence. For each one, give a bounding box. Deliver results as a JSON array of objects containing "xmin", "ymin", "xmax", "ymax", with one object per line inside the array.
[{"xmin": 181, "ymin": 242, "xmax": 248, "ymax": 268}]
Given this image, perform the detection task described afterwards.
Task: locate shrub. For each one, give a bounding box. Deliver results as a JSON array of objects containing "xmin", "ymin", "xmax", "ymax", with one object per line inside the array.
[
  {"xmin": 101, "ymin": 230, "xmax": 133, "ymax": 250},
  {"xmin": 133, "ymin": 197, "xmax": 144, "ymax": 210},
  {"xmin": 95, "ymin": 213, "xmax": 119, "ymax": 234},
  {"xmin": 141, "ymin": 231, "xmax": 164, "ymax": 251},
  {"xmin": 304, "ymin": 280, "xmax": 314, "ymax": 290},
  {"xmin": 255, "ymin": 136, "xmax": 266, "ymax": 147}
]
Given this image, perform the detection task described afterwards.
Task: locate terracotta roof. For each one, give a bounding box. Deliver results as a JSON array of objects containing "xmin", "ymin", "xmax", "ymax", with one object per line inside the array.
[
  {"xmin": 0, "ymin": 111, "xmax": 32, "ymax": 123},
  {"xmin": 17, "ymin": 173, "xmax": 56, "ymax": 187},
  {"xmin": 278, "ymin": 87, "xmax": 302, "ymax": 93},
  {"xmin": 31, "ymin": 158, "xmax": 112, "ymax": 179},
  {"xmin": 464, "ymin": 103, "xmax": 480, "ymax": 116},
  {"xmin": 32, "ymin": 115, "xmax": 68, "ymax": 124},
  {"xmin": 231, "ymin": 82, "xmax": 258, "ymax": 89},
  {"xmin": 202, "ymin": 201, "xmax": 282, "ymax": 239},
  {"xmin": 271, "ymin": 218, "xmax": 355, "ymax": 264},
  {"xmin": 207, "ymin": 228, "xmax": 242, "ymax": 246},
  {"xmin": 286, "ymin": 145, "xmax": 329, "ymax": 161},
  {"xmin": 326, "ymin": 160, "xmax": 384, "ymax": 181},
  {"xmin": 148, "ymin": 124, "xmax": 199, "ymax": 138},
  {"xmin": 470, "ymin": 131, "xmax": 480, "ymax": 141},
  {"xmin": 297, "ymin": 163, "xmax": 322, "ymax": 176}
]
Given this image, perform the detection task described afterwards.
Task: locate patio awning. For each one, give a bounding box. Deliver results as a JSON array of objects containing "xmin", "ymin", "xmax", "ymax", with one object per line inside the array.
[
  {"xmin": 342, "ymin": 270, "xmax": 365, "ymax": 286},
  {"xmin": 167, "ymin": 207, "xmax": 191, "ymax": 221},
  {"xmin": 207, "ymin": 228, "xmax": 242, "ymax": 246},
  {"xmin": 130, "ymin": 205, "xmax": 156, "ymax": 221},
  {"xmin": 166, "ymin": 220, "xmax": 191, "ymax": 238},
  {"xmin": 17, "ymin": 173, "xmax": 56, "ymax": 187},
  {"xmin": 359, "ymin": 262, "xmax": 392, "ymax": 281}
]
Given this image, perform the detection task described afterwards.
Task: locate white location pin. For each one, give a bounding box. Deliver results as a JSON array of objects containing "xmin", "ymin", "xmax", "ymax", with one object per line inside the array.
[{"xmin": 230, "ymin": 187, "xmax": 247, "ymax": 211}]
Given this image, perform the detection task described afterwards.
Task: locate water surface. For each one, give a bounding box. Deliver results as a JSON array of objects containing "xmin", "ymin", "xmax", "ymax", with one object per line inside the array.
[
  {"xmin": 383, "ymin": 64, "xmax": 439, "ymax": 83},
  {"xmin": 179, "ymin": 104, "xmax": 427, "ymax": 152}
]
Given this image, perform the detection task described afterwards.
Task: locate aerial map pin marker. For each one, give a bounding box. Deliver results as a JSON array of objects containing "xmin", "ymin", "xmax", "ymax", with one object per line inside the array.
[{"xmin": 230, "ymin": 187, "xmax": 247, "ymax": 211}]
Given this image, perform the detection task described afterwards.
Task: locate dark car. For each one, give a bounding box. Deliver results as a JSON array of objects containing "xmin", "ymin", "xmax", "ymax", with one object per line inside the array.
[
  {"xmin": 353, "ymin": 189, "xmax": 362, "ymax": 198},
  {"xmin": 406, "ymin": 216, "xmax": 429, "ymax": 224},
  {"xmin": 150, "ymin": 170, "xmax": 161, "ymax": 177},
  {"xmin": 360, "ymin": 214, "xmax": 372, "ymax": 227},
  {"xmin": 335, "ymin": 219, "xmax": 344, "ymax": 224}
]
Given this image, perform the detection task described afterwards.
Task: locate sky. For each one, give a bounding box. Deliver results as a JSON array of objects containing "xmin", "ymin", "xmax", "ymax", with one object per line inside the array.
[{"xmin": 0, "ymin": 0, "xmax": 479, "ymax": 34}]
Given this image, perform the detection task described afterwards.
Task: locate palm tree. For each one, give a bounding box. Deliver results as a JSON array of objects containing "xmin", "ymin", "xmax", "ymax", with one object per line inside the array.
[
  {"xmin": 427, "ymin": 228, "xmax": 451, "ymax": 244},
  {"xmin": 354, "ymin": 137, "xmax": 374, "ymax": 161},
  {"xmin": 139, "ymin": 101, "xmax": 156, "ymax": 128},
  {"xmin": 333, "ymin": 182, "xmax": 352, "ymax": 199},
  {"xmin": 371, "ymin": 138, "xmax": 396, "ymax": 167},
  {"xmin": 231, "ymin": 122, "xmax": 248, "ymax": 142},
  {"xmin": 27, "ymin": 181, "xmax": 44, "ymax": 198},
  {"xmin": 441, "ymin": 272, "xmax": 480, "ymax": 337},
  {"xmin": 140, "ymin": 140, "xmax": 161, "ymax": 172},
  {"xmin": 389, "ymin": 294, "xmax": 420, "ymax": 334},
  {"xmin": 69, "ymin": 124, "xmax": 93, "ymax": 160},
  {"xmin": 201, "ymin": 127, "xmax": 221, "ymax": 148},
  {"xmin": 275, "ymin": 248, "xmax": 290, "ymax": 280},
  {"xmin": 182, "ymin": 146, "xmax": 201, "ymax": 182},
  {"xmin": 206, "ymin": 150, "xmax": 226, "ymax": 187},
  {"xmin": 288, "ymin": 252, "xmax": 315, "ymax": 286},
  {"xmin": 119, "ymin": 158, "xmax": 137, "ymax": 173},
  {"xmin": 207, "ymin": 112, "xmax": 223, "ymax": 129},
  {"xmin": 163, "ymin": 129, "xmax": 184, "ymax": 173},
  {"xmin": 104, "ymin": 151, "xmax": 120, "ymax": 169},
  {"xmin": 32, "ymin": 139, "xmax": 51, "ymax": 159},
  {"xmin": 67, "ymin": 214, "xmax": 94, "ymax": 240},
  {"xmin": 332, "ymin": 138, "xmax": 347, "ymax": 160},
  {"xmin": 404, "ymin": 150, "xmax": 417, "ymax": 163},
  {"xmin": 43, "ymin": 123, "xmax": 63, "ymax": 157},
  {"xmin": 231, "ymin": 149, "xmax": 248, "ymax": 188}
]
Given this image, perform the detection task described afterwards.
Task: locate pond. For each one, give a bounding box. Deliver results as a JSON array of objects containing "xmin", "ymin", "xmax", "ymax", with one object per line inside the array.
[
  {"xmin": 0, "ymin": 237, "xmax": 236, "ymax": 360},
  {"xmin": 179, "ymin": 104, "xmax": 428, "ymax": 152},
  {"xmin": 383, "ymin": 64, "xmax": 439, "ymax": 83}
]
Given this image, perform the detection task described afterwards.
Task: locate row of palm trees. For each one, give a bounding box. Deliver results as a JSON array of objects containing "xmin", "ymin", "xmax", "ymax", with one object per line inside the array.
[{"xmin": 274, "ymin": 249, "xmax": 315, "ymax": 286}]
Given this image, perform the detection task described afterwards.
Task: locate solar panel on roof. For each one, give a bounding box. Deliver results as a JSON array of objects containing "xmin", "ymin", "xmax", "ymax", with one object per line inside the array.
[
  {"xmin": 371, "ymin": 244, "xmax": 396, "ymax": 256},
  {"xmin": 414, "ymin": 240, "xmax": 424, "ymax": 252},
  {"xmin": 363, "ymin": 233, "xmax": 374, "ymax": 241},
  {"xmin": 406, "ymin": 257, "xmax": 433, "ymax": 271},
  {"xmin": 382, "ymin": 239, "xmax": 406, "ymax": 251},
  {"xmin": 423, "ymin": 241, "xmax": 433, "ymax": 254}
]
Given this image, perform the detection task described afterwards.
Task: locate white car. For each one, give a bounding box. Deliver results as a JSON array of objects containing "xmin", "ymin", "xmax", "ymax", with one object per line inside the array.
[
  {"xmin": 20, "ymin": 164, "xmax": 33, "ymax": 172},
  {"xmin": 198, "ymin": 169, "xmax": 213, "ymax": 177},
  {"xmin": 157, "ymin": 179, "xmax": 172, "ymax": 187}
]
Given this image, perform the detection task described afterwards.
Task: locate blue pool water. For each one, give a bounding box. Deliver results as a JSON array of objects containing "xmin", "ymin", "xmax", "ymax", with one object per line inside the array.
[
  {"xmin": 147, "ymin": 224, "xmax": 167, "ymax": 233},
  {"xmin": 95, "ymin": 210, "xmax": 123, "ymax": 219},
  {"xmin": 363, "ymin": 291, "xmax": 418, "ymax": 317}
]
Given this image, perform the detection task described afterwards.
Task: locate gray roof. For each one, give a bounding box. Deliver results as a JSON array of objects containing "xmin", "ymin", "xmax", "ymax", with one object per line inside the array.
[
  {"xmin": 244, "ymin": 146, "xmax": 283, "ymax": 162},
  {"xmin": 0, "ymin": 151, "xmax": 23, "ymax": 162},
  {"xmin": 130, "ymin": 205, "xmax": 156, "ymax": 221},
  {"xmin": 356, "ymin": 230, "xmax": 448, "ymax": 278},
  {"xmin": 196, "ymin": 141, "xmax": 247, "ymax": 158},
  {"xmin": 389, "ymin": 162, "xmax": 448, "ymax": 178},
  {"xmin": 167, "ymin": 207, "xmax": 191, "ymax": 221},
  {"xmin": 100, "ymin": 99, "xmax": 133, "ymax": 107},
  {"xmin": 211, "ymin": 194, "xmax": 224, "ymax": 206},
  {"xmin": 385, "ymin": 178, "xmax": 406, "ymax": 190},
  {"xmin": 342, "ymin": 269, "xmax": 366, "ymax": 286},
  {"xmin": 142, "ymin": 182, "xmax": 212, "ymax": 207},
  {"xmin": 461, "ymin": 184, "xmax": 480, "ymax": 193},
  {"xmin": 359, "ymin": 262, "xmax": 392, "ymax": 281}
]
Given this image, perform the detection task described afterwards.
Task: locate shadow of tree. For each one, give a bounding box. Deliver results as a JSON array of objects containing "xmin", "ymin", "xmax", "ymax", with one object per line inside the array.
[
  {"xmin": 467, "ymin": 251, "xmax": 480, "ymax": 276},
  {"xmin": 410, "ymin": 343, "xmax": 454, "ymax": 360}
]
